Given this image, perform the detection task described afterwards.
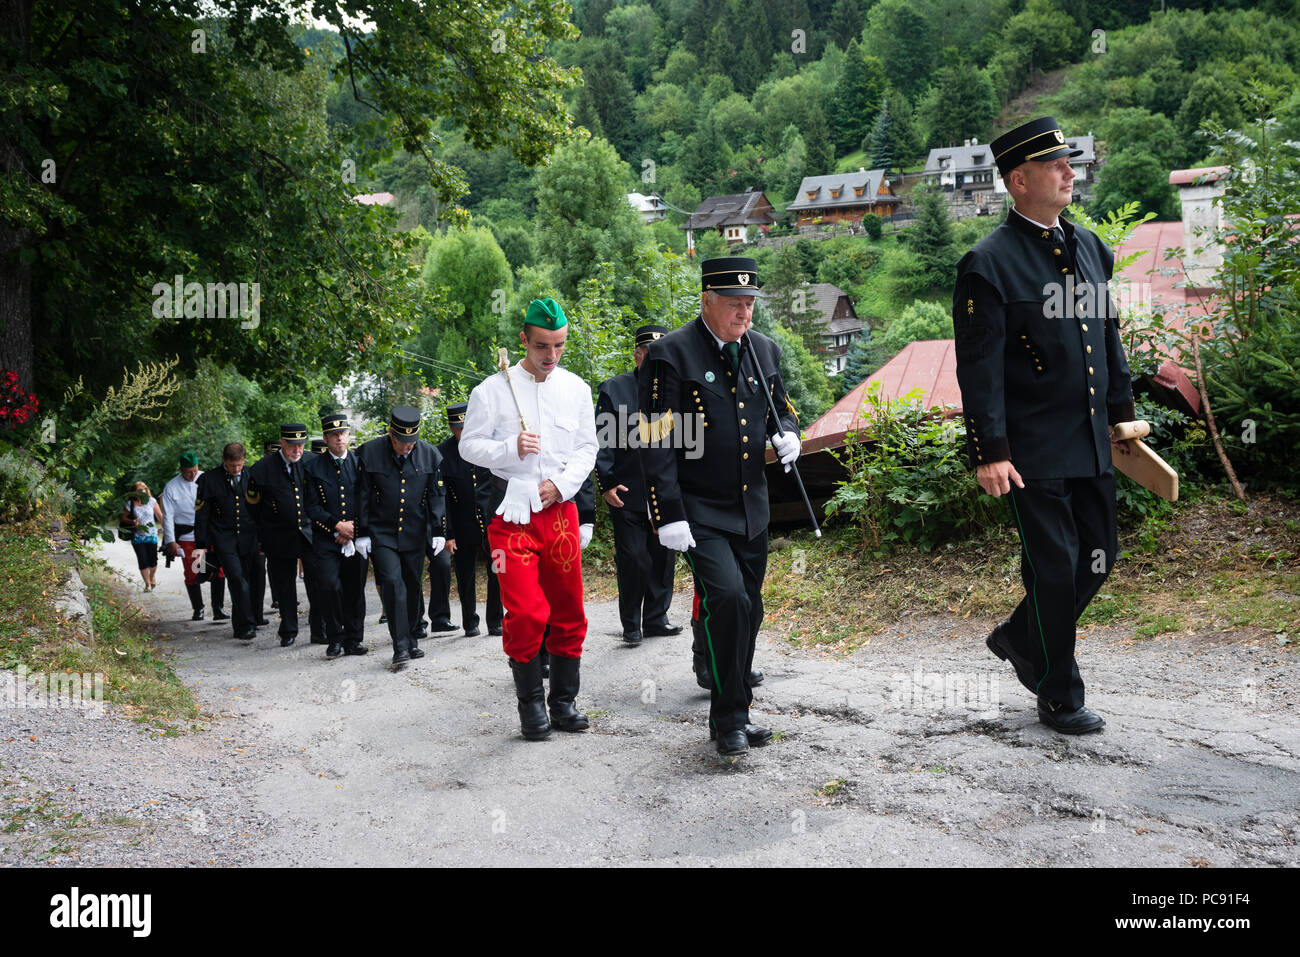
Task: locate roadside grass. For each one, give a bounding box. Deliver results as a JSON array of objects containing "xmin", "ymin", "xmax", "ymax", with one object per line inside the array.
[
  {"xmin": 759, "ymin": 489, "xmax": 1300, "ymax": 654},
  {"xmin": 0, "ymin": 523, "xmax": 198, "ymax": 731}
]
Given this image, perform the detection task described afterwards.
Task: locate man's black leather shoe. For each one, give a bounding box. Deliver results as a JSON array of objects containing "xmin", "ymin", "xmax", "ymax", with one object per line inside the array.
[
  {"xmin": 326, "ymin": 643, "xmax": 343, "ymax": 659},
  {"xmin": 213, "ymin": 608, "xmax": 230, "ymax": 621},
  {"xmin": 343, "ymin": 643, "xmax": 368, "ymax": 656},
  {"xmin": 254, "ymin": 616, "xmax": 269, "ymax": 626},
  {"xmin": 378, "ymin": 612, "xmax": 387, "ymax": 624},
  {"xmin": 280, "ymin": 635, "xmax": 295, "ymax": 648},
  {"xmin": 1037, "ymin": 697, "xmax": 1105, "ymax": 734},
  {"xmin": 622, "ymin": 630, "xmax": 643, "ymax": 645},
  {"xmin": 488, "ymin": 624, "xmax": 503, "ymax": 636},
  {"xmin": 643, "ymin": 622, "xmax": 682, "ymax": 637},
  {"xmin": 428, "ymin": 619, "xmax": 456, "ymax": 632},
  {"xmin": 408, "ymin": 647, "xmax": 425, "ymax": 660},
  {"xmin": 749, "ymin": 669, "xmax": 764, "ymax": 686},
  {"xmin": 715, "ymin": 730, "xmax": 748, "ymax": 756},
  {"xmin": 987, "ymin": 619, "xmax": 1035, "ymax": 689},
  {"xmin": 710, "ymin": 724, "xmax": 773, "ymax": 746},
  {"xmin": 236, "ymin": 629, "xmax": 255, "ymax": 641},
  {"xmin": 390, "ymin": 652, "xmax": 410, "ymax": 672},
  {"xmin": 191, "ymin": 608, "xmax": 204, "ymax": 621},
  {"xmin": 463, "ymin": 626, "xmax": 481, "ymax": 638},
  {"xmin": 310, "ymin": 636, "xmax": 329, "ymax": 645}
]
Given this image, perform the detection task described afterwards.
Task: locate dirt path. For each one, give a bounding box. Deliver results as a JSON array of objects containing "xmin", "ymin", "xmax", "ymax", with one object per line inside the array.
[{"xmin": 3, "ymin": 539, "xmax": 1296, "ymax": 866}]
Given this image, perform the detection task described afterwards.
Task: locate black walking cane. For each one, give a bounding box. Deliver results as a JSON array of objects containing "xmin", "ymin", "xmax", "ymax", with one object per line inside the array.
[{"xmin": 740, "ymin": 334, "xmax": 821, "ymax": 538}]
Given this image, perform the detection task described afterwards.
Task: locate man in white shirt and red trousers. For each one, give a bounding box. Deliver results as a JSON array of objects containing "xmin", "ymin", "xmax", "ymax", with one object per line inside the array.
[{"xmin": 460, "ymin": 297, "xmax": 598, "ymax": 741}]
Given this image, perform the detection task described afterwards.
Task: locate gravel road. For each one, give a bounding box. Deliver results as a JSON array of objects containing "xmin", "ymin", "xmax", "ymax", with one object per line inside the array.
[{"xmin": 2, "ymin": 538, "xmax": 1296, "ymax": 866}]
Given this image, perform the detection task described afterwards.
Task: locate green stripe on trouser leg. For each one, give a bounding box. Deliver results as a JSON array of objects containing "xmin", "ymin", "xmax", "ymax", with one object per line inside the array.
[
  {"xmin": 684, "ymin": 551, "xmax": 723, "ymax": 694},
  {"xmin": 1008, "ymin": 490, "xmax": 1049, "ymax": 694}
]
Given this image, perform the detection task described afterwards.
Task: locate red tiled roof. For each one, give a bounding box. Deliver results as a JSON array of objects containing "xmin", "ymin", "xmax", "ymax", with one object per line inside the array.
[{"xmin": 802, "ymin": 340, "xmax": 961, "ymax": 454}]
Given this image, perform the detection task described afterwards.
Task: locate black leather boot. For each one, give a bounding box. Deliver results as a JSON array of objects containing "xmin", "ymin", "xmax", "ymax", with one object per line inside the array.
[
  {"xmin": 538, "ymin": 644, "xmax": 550, "ymax": 679},
  {"xmin": 508, "ymin": 656, "xmax": 551, "ymax": 740},
  {"xmin": 186, "ymin": 584, "xmax": 204, "ymax": 620},
  {"xmin": 691, "ymin": 627, "xmax": 713, "ymax": 690},
  {"xmin": 547, "ymin": 655, "xmax": 589, "ymax": 733}
]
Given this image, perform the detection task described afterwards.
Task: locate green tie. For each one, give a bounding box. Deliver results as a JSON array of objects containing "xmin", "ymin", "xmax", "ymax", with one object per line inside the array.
[{"xmin": 722, "ymin": 340, "xmax": 740, "ymax": 372}]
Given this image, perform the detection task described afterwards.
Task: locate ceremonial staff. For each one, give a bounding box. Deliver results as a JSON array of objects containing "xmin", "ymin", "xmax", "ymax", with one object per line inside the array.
[
  {"xmin": 741, "ymin": 333, "xmax": 821, "ymax": 538},
  {"xmin": 497, "ymin": 346, "xmax": 529, "ymax": 432}
]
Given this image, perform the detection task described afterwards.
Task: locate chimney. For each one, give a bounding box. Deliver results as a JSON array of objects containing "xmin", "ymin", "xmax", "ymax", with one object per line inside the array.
[{"xmin": 1170, "ymin": 167, "xmax": 1228, "ymax": 288}]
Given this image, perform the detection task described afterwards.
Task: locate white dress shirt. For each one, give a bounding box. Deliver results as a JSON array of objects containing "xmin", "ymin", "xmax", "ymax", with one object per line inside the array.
[
  {"xmin": 160, "ymin": 473, "xmax": 198, "ymax": 544},
  {"xmin": 459, "ymin": 361, "xmax": 597, "ymax": 504},
  {"xmin": 1011, "ymin": 207, "xmax": 1061, "ymax": 231}
]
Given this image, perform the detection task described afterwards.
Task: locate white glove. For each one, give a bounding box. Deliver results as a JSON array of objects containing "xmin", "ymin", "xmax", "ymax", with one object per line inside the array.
[
  {"xmin": 496, "ymin": 476, "xmax": 543, "ymax": 525},
  {"xmin": 771, "ymin": 430, "xmax": 801, "ymax": 472},
  {"xmin": 658, "ymin": 520, "xmax": 696, "ymax": 552},
  {"xmin": 430, "ymin": 536, "xmax": 446, "ymax": 555},
  {"xmin": 578, "ymin": 523, "xmax": 593, "ymax": 549},
  {"xmin": 341, "ymin": 539, "xmax": 356, "ymax": 558},
  {"xmin": 355, "ymin": 536, "xmax": 372, "ymax": 559}
]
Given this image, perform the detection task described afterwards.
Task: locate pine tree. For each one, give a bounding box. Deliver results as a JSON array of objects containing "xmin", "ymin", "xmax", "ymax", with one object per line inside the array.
[
  {"xmin": 830, "ymin": 41, "xmax": 887, "ymax": 155},
  {"xmin": 867, "ymin": 100, "xmax": 895, "ymax": 173},
  {"xmin": 803, "ymin": 104, "xmax": 835, "ymax": 176}
]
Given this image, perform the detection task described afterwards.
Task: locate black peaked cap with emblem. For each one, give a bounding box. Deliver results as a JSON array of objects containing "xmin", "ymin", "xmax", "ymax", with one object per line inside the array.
[
  {"xmin": 320, "ymin": 411, "xmax": 350, "ymax": 434},
  {"xmin": 700, "ymin": 256, "xmax": 764, "ymax": 297},
  {"xmin": 280, "ymin": 423, "xmax": 308, "ymax": 444},
  {"xmin": 446, "ymin": 402, "xmax": 468, "ymax": 428},
  {"xmin": 635, "ymin": 324, "xmax": 670, "ymax": 348},
  {"xmin": 310, "ymin": 438, "xmax": 327, "ymax": 454},
  {"xmin": 390, "ymin": 405, "xmax": 420, "ymax": 439},
  {"xmin": 991, "ymin": 115, "xmax": 1083, "ymax": 177}
]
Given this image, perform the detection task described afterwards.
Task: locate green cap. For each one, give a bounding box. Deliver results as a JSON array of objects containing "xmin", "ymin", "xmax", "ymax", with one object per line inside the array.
[
  {"xmin": 178, "ymin": 451, "xmax": 199, "ymax": 468},
  {"xmin": 524, "ymin": 297, "xmax": 568, "ymax": 331}
]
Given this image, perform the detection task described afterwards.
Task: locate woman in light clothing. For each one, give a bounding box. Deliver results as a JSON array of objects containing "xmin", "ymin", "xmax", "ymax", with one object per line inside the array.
[{"xmin": 122, "ymin": 481, "xmax": 164, "ymax": 590}]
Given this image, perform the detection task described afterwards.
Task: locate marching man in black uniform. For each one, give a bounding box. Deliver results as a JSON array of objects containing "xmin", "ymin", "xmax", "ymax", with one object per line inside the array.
[
  {"xmin": 428, "ymin": 402, "xmax": 503, "ymax": 638},
  {"xmin": 193, "ymin": 442, "xmax": 258, "ymax": 641},
  {"xmin": 953, "ymin": 116, "xmax": 1136, "ymax": 734},
  {"xmin": 638, "ymin": 257, "xmax": 800, "ymax": 756},
  {"xmin": 597, "ymin": 325, "xmax": 681, "ymax": 646},
  {"xmin": 305, "ymin": 412, "xmax": 369, "ymax": 659},
  {"xmin": 246, "ymin": 423, "xmax": 320, "ymax": 648},
  {"xmin": 353, "ymin": 405, "xmax": 447, "ymax": 672}
]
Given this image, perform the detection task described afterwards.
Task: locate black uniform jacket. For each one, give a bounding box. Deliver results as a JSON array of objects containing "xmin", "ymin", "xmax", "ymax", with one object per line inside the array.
[
  {"xmin": 305, "ymin": 448, "xmax": 359, "ymax": 552},
  {"xmin": 438, "ymin": 435, "xmax": 492, "ymax": 549},
  {"xmin": 596, "ymin": 370, "xmax": 648, "ymax": 515},
  {"xmin": 354, "ymin": 435, "xmax": 446, "ymax": 552},
  {"xmin": 953, "ymin": 211, "xmax": 1135, "ymax": 480},
  {"xmin": 637, "ymin": 316, "xmax": 797, "ymax": 541},
  {"xmin": 194, "ymin": 465, "xmax": 257, "ymax": 552},
  {"xmin": 245, "ymin": 452, "xmax": 311, "ymax": 558}
]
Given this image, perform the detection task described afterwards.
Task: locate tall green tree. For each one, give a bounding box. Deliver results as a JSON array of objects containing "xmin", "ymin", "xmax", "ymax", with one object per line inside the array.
[
  {"xmin": 2, "ymin": 0, "xmax": 580, "ymax": 402},
  {"xmin": 918, "ymin": 58, "xmax": 999, "ymax": 148},
  {"xmin": 830, "ymin": 42, "xmax": 887, "ymax": 154},
  {"xmin": 894, "ymin": 187, "xmax": 959, "ymax": 299},
  {"xmin": 533, "ymin": 135, "xmax": 644, "ymax": 302},
  {"xmin": 802, "ymin": 105, "xmax": 836, "ymax": 175},
  {"xmin": 864, "ymin": 0, "xmax": 936, "ymax": 99},
  {"xmin": 416, "ymin": 226, "xmax": 513, "ymax": 369}
]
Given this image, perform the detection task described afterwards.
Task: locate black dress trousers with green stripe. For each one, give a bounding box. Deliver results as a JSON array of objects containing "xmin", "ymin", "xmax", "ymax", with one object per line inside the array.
[{"xmin": 1005, "ymin": 473, "xmax": 1117, "ymax": 710}]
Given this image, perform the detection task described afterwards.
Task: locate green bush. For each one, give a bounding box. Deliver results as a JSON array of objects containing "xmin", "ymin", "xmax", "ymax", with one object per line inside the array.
[
  {"xmin": 0, "ymin": 450, "xmax": 77, "ymax": 525},
  {"xmin": 861, "ymin": 213, "xmax": 883, "ymax": 240},
  {"xmin": 825, "ymin": 383, "xmax": 1005, "ymax": 556}
]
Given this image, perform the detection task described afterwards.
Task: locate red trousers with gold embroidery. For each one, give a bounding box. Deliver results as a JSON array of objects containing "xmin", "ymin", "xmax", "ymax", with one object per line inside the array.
[{"xmin": 487, "ymin": 500, "xmax": 586, "ymax": 662}]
